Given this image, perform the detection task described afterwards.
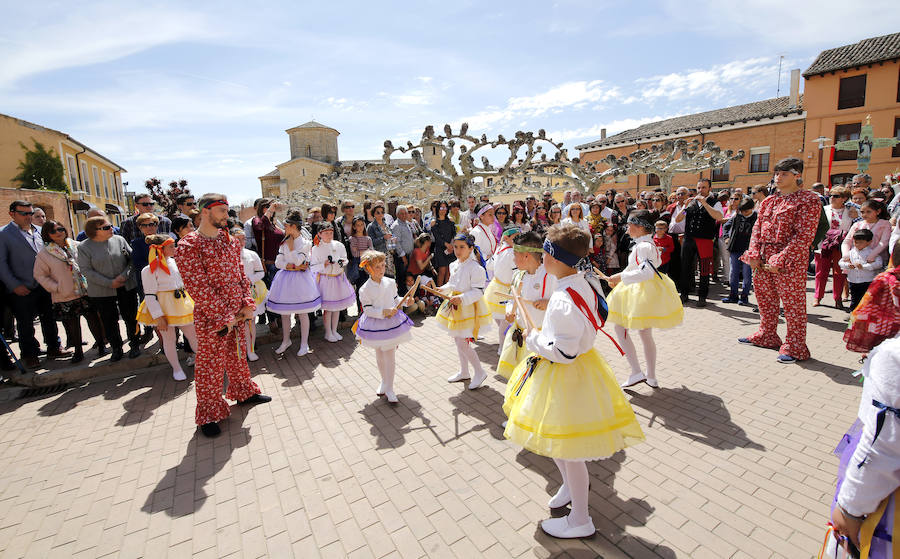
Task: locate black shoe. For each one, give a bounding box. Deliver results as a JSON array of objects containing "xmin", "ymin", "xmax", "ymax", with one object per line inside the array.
[
  {"xmin": 696, "ymin": 298, "xmax": 707, "ymax": 308},
  {"xmin": 738, "ymin": 300, "xmax": 752, "ymax": 307},
  {"xmin": 127, "ymin": 346, "xmax": 141, "ymax": 359},
  {"xmin": 200, "ymin": 422, "xmax": 221, "ymax": 438},
  {"xmin": 239, "ymin": 394, "xmax": 272, "ymax": 406},
  {"xmin": 96, "ymin": 344, "xmax": 108, "ymax": 357},
  {"xmin": 24, "ymin": 356, "xmax": 41, "ymax": 370},
  {"xmin": 47, "ymin": 347, "xmax": 72, "ymax": 359},
  {"xmin": 110, "ymin": 348, "xmax": 124, "ymax": 362},
  {"xmin": 70, "ymin": 351, "xmax": 84, "ymax": 365},
  {"xmin": 721, "ymin": 297, "xmax": 738, "ymax": 304}
]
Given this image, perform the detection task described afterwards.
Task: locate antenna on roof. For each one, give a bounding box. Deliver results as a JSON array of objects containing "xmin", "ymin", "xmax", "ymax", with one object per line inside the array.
[{"xmin": 776, "ymin": 55, "xmax": 785, "ymax": 97}]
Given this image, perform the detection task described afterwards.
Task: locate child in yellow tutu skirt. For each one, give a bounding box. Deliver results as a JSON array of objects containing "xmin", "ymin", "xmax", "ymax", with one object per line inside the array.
[
  {"xmin": 136, "ymin": 234, "xmax": 199, "ymax": 381},
  {"xmin": 435, "ymin": 233, "xmax": 492, "ymax": 390},
  {"xmin": 599, "ymin": 210, "xmax": 684, "ymax": 388},
  {"xmin": 483, "ymin": 227, "xmax": 518, "ymax": 355},
  {"xmin": 503, "ymin": 224, "xmax": 645, "ymax": 539},
  {"xmin": 497, "ymin": 232, "xmax": 555, "ymax": 379}
]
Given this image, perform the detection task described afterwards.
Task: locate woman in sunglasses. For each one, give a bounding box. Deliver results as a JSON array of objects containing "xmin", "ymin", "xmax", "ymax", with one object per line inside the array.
[
  {"xmin": 33, "ymin": 221, "xmax": 106, "ymax": 364},
  {"xmin": 77, "ymin": 216, "xmax": 141, "ymax": 361}
]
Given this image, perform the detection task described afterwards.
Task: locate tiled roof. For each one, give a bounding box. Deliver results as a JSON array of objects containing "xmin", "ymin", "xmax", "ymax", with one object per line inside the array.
[
  {"xmin": 339, "ymin": 158, "xmax": 415, "ymax": 166},
  {"xmin": 803, "ymin": 32, "xmax": 900, "ymax": 77},
  {"xmin": 575, "ymin": 95, "xmax": 803, "ymax": 151},
  {"xmin": 287, "ymin": 121, "xmax": 339, "ymax": 133}
]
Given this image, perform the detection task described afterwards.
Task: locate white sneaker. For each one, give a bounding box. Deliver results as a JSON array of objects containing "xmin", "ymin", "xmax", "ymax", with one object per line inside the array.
[
  {"xmin": 384, "ymin": 390, "xmax": 398, "ymax": 403},
  {"xmin": 296, "ymin": 345, "xmax": 310, "ymax": 357},
  {"xmin": 540, "ymin": 515, "xmax": 595, "ymax": 539},
  {"xmin": 468, "ymin": 370, "xmax": 488, "ymax": 390},
  {"xmin": 185, "ymin": 354, "xmax": 195, "ymax": 367},
  {"xmin": 275, "ymin": 341, "xmax": 292, "ymax": 355},
  {"xmin": 324, "ymin": 333, "xmax": 338, "ymax": 343},
  {"xmin": 447, "ymin": 371, "xmax": 470, "ymax": 383},
  {"xmin": 172, "ymin": 369, "xmax": 187, "ymax": 381},
  {"xmin": 247, "ymin": 352, "xmax": 259, "ymax": 362},
  {"xmin": 548, "ymin": 484, "xmax": 571, "ymax": 508},
  {"xmin": 621, "ymin": 372, "xmax": 646, "ymax": 388}
]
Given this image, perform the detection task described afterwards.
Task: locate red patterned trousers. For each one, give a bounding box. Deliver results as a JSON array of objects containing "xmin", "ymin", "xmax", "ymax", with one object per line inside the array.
[
  {"xmin": 194, "ymin": 326, "xmax": 260, "ymax": 425},
  {"xmin": 747, "ymin": 267, "xmax": 810, "ymax": 360}
]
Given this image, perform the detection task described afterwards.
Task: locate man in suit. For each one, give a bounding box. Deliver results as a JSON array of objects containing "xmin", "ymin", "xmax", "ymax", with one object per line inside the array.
[{"xmin": 0, "ymin": 200, "xmax": 68, "ymax": 369}]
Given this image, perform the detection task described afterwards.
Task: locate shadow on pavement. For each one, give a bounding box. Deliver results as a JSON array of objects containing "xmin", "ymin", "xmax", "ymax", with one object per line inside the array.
[
  {"xmin": 447, "ymin": 385, "xmax": 507, "ymax": 442},
  {"xmin": 358, "ymin": 395, "xmax": 437, "ymax": 449},
  {"xmin": 798, "ymin": 358, "xmax": 861, "ymax": 386},
  {"xmin": 626, "ymin": 384, "xmax": 765, "ymax": 451},
  {"xmin": 141, "ymin": 409, "xmax": 251, "ymax": 517}
]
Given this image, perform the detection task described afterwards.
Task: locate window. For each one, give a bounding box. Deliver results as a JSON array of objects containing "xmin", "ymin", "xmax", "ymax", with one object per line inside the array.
[
  {"xmin": 66, "ymin": 155, "xmax": 78, "ymax": 191},
  {"xmin": 80, "ymin": 161, "xmax": 89, "ymax": 192},
  {"xmin": 831, "ymin": 173, "xmax": 855, "ymax": 186},
  {"xmin": 647, "ymin": 174, "xmax": 659, "ymax": 186},
  {"xmin": 306, "ymin": 145, "xmax": 312, "ymax": 157},
  {"xmin": 101, "ymin": 170, "xmax": 109, "ymax": 198},
  {"xmin": 486, "ymin": 178, "xmax": 493, "ymax": 187},
  {"xmin": 301, "ymin": 168, "xmax": 306, "ymax": 177},
  {"xmin": 893, "ymin": 117, "xmax": 900, "ymax": 158},
  {"xmin": 837, "ymin": 74, "xmax": 866, "ymax": 109},
  {"xmin": 432, "ymin": 146, "xmax": 436, "ymax": 155},
  {"xmin": 711, "ymin": 162, "xmax": 730, "ymax": 182},
  {"xmin": 834, "ymin": 123, "xmax": 861, "ymax": 161},
  {"xmin": 92, "ymin": 166, "xmax": 101, "ymax": 196},
  {"xmin": 749, "ymin": 146, "xmax": 770, "ymax": 173}
]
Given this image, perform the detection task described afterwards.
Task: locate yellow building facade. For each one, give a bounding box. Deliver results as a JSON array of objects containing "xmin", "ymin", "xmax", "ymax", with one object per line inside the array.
[{"xmin": 0, "ymin": 113, "xmax": 127, "ymax": 229}]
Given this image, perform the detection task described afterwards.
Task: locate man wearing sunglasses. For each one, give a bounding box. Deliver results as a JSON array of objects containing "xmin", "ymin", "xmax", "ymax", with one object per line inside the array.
[
  {"xmin": 0, "ymin": 200, "xmax": 69, "ymax": 369},
  {"xmin": 120, "ymin": 194, "xmax": 173, "ymax": 243},
  {"xmin": 175, "ymin": 193, "xmax": 197, "ymax": 218}
]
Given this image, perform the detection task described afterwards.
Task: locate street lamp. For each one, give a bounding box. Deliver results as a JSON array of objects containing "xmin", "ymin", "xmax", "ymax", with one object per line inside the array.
[{"xmin": 811, "ymin": 136, "xmax": 831, "ymax": 184}]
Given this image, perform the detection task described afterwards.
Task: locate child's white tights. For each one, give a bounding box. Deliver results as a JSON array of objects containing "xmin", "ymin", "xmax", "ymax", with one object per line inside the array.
[
  {"xmin": 448, "ymin": 337, "xmax": 486, "ymax": 387},
  {"xmin": 613, "ymin": 325, "xmax": 657, "ymax": 382},
  {"xmin": 159, "ymin": 324, "xmax": 199, "ymax": 380},
  {"xmin": 551, "ymin": 458, "xmax": 590, "ymax": 526},
  {"xmin": 495, "ymin": 319, "xmax": 508, "ymax": 354},
  {"xmin": 277, "ymin": 313, "xmax": 310, "ymax": 353},
  {"xmin": 323, "ymin": 310, "xmax": 342, "ymax": 341},
  {"xmin": 374, "ymin": 347, "xmax": 397, "ymax": 401}
]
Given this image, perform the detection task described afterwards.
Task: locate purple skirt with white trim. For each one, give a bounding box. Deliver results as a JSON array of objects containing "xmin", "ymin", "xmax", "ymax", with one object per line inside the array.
[
  {"xmin": 267, "ymin": 269, "xmax": 322, "ymax": 314},
  {"xmin": 356, "ymin": 311, "xmax": 413, "ymax": 349}
]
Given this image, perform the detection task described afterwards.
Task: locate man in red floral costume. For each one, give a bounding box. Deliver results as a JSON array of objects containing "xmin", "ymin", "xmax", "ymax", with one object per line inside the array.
[
  {"xmin": 176, "ymin": 193, "xmax": 270, "ymax": 437},
  {"xmin": 740, "ymin": 158, "xmax": 822, "ymax": 363}
]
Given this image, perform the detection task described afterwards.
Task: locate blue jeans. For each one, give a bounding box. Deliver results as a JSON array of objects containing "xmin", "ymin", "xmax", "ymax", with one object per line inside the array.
[{"xmin": 730, "ymin": 252, "xmax": 753, "ymax": 301}]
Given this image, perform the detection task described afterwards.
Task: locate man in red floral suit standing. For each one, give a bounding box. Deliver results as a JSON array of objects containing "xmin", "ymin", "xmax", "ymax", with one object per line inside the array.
[
  {"xmin": 176, "ymin": 193, "xmax": 271, "ymax": 437},
  {"xmin": 740, "ymin": 158, "xmax": 822, "ymax": 364}
]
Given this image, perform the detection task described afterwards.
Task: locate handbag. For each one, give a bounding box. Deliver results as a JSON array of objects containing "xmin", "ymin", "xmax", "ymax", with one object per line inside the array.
[
  {"xmin": 820, "ymin": 228, "xmax": 846, "ymax": 258},
  {"xmin": 346, "ymin": 256, "xmax": 361, "ymax": 284}
]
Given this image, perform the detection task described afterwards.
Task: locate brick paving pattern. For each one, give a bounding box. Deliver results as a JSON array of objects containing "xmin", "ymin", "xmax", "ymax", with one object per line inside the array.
[{"xmin": 0, "ymin": 282, "xmax": 863, "ymax": 558}]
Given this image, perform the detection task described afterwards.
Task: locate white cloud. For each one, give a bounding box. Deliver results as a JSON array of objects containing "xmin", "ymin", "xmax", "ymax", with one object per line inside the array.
[
  {"xmin": 395, "ymin": 94, "xmax": 432, "ymax": 106},
  {"xmin": 507, "ymin": 81, "xmax": 620, "ymax": 115},
  {"xmin": 549, "ymin": 115, "xmax": 681, "ymax": 145},
  {"xmin": 637, "ymin": 58, "xmax": 778, "ymax": 102}
]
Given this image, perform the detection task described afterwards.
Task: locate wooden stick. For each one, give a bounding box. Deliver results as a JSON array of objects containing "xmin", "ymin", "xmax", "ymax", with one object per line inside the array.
[
  {"xmin": 513, "ymin": 282, "xmax": 536, "ymax": 331},
  {"xmin": 420, "ymin": 284, "xmax": 451, "ymax": 300},
  {"xmin": 394, "ymin": 276, "xmax": 421, "ymax": 311}
]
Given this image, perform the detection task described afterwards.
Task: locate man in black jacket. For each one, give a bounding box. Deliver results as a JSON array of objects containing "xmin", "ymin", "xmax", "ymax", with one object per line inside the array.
[{"xmin": 674, "ymin": 178, "xmax": 723, "ymax": 307}]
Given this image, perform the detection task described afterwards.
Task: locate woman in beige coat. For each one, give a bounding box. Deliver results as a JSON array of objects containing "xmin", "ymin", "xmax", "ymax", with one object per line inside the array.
[{"xmin": 33, "ymin": 220, "xmax": 104, "ymax": 364}]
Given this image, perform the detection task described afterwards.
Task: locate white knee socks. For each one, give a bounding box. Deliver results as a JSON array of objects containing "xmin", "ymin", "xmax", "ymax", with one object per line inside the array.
[
  {"xmin": 614, "ymin": 324, "xmax": 642, "ymax": 376},
  {"xmin": 564, "ymin": 459, "xmax": 590, "ymax": 527},
  {"xmin": 495, "ymin": 319, "xmax": 508, "ymax": 355},
  {"xmin": 159, "ymin": 327, "xmax": 184, "ymax": 379},
  {"xmin": 637, "ymin": 328, "xmax": 657, "ymax": 382},
  {"xmin": 451, "ymin": 337, "xmax": 471, "ymax": 380},
  {"xmin": 276, "ymin": 315, "xmax": 293, "ymax": 353},
  {"xmin": 330, "ymin": 311, "xmax": 341, "ymax": 340},
  {"xmin": 323, "ymin": 310, "xmax": 334, "ymax": 340},
  {"xmin": 297, "ymin": 313, "xmax": 310, "ymax": 353}
]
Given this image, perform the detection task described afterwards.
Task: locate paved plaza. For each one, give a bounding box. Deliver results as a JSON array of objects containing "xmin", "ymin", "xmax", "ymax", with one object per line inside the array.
[{"xmin": 0, "ymin": 281, "xmax": 863, "ymax": 558}]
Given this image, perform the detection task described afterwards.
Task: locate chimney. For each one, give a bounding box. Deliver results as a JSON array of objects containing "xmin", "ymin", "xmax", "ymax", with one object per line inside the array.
[
  {"xmin": 788, "ymin": 69, "xmax": 800, "ymax": 108},
  {"xmin": 600, "ymin": 128, "xmax": 607, "ymax": 140}
]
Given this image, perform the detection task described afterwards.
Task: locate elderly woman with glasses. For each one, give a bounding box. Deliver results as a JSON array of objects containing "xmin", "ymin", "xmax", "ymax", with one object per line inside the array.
[
  {"xmin": 33, "ymin": 220, "xmax": 106, "ymax": 364},
  {"xmin": 77, "ymin": 216, "xmax": 141, "ymax": 361}
]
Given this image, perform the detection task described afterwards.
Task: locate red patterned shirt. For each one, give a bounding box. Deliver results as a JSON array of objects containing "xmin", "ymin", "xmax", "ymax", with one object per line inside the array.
[
  {"xmin": 175, "ymin": 230, "xmax": 254, "ymax": 332},
  {"xmin": 743, "ymin": 189, "xmax": 821, "ymax": 271}
]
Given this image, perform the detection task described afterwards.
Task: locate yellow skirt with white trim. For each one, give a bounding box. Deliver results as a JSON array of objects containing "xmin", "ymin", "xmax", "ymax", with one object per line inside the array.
[
  {"xmin": 435, "ymin": 292, "xmax": 492, "ymax": 339},
  {"xmin": 136, "ymin": 290, "xmax": 195, "ymax": 327},
  {"xmin": 251, "ymin": 279, "xmax": 268, "ymax": 316},
  {"xmin": 606, "ymin": 273, "xmax": 684, "ymax": 330},
  {"xmin": 503, "ymin": 349, "xmax": 645, "ymax": 460},
  {"xmin": 482, "ymin": 277, "xmax": 512, "ymax": 320},
  {"xmin": 497, "ymin": 322, "xmax": 539, "ymax": 380}
]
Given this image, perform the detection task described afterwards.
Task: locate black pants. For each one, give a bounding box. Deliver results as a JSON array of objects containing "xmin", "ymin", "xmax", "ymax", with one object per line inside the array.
[
  {"xmin": 680, "ymin": 236, "xmax": 710, "ymax": 300},
  {"xmin": 849, "ymin": 281, "xmax": 871, "ymax": 312},
  {"xmin": 668, "ymin": 235, "xmax": 682, "ymax": 290},
  {"xmin": 393, "ymin": 253, "xmax": 408, "ymax": 297},
  {"xmin": 8, "ymin": 285, "xmax": 59, "ymax": 359},
  {"xmin": 91, "ymin": 288, "xmax": 139, "ymax": 351}
]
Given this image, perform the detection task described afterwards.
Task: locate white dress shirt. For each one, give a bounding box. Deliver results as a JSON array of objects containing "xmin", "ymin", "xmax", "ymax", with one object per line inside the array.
[
  {"xmin": 525, "ymin": 272, "xmax": 598, "ymax": 364},
  {"xmin": 275, "ymin": 236, "xmax": 312, "ymax": 268},
  {"xmin": 839, "ymin": 246, "xmax": 883, "ymax": 283},
  {"xmin": 442, "ymin": 256, "xmax": 487, "ymax": 305},
  {"xmin": 669, "ymin": 203, "xmax": 687, "ymax": 234},
  {"xmin": 140, "ymin": 258, "xmax": 186, "ymax": 319},
  {"xmin": 359, "ymin": 277, "xmax": 401, "ymax": 318}
]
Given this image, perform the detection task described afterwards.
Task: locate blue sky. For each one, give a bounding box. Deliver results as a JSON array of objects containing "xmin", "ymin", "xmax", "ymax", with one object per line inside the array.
[{"xmin": 2, "ymin": 1, "xmax": 898, "ymax": 204}]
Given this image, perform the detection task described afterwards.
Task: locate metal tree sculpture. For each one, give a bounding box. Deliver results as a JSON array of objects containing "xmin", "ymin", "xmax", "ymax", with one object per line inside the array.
[{"xmin": 277, "ymin": 126, "xmax": 744, "ymax": 208}]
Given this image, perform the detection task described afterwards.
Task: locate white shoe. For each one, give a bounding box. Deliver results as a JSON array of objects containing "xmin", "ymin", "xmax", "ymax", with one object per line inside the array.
[
  {"xmin": 540, "ymin": 515, "xmax": 595, "ymax": 539},
  {"xmin": 172, "ymin": 369, "xmax": 187, "ymax": 381},
  {"xmin": 384, "ymin": 390, "xmax": 398, "ymax": 403},
  {"xmin": 548, "ymin": 484, "xmax": 572, "ymax": 508},
  {"xmin": 497, "ymin": 345, "xmax": 502, "ymax": 356},
  {"xmin": 468, "ymin": 370, "xmax": 488, "ymax": 390},
  {"xmin": 333, "ymin": 330, "xmax": 343, "ymax": 341},
  {"xmin": 376, "ymin": 382, "xmax": 386, "ymax": 396},
  {"xmin": 501, "ymin": 420, "xmax": 508, "ymax": 428},
  {"xmin": 621, "ymin": 372, "xmax": 646, "ymax": 388},
  {"xmin": 447, "ymin": 371, "xmax": 470, "ymax": 383},
  {"xmin": 645, "ymin": 377, "xmax": 659, "ymax": 389},
  {"xmin": 325, "ymin": 333, "xmax": 339, "ymax": 343},
  {"xmin": 275, "ymin": 341, "xmax": 292, "ymax": 355},
  {"xmin": 296, "ymin": 345, "xmax": 310, "ymax": 357},
  {"xmin": 247, "ymin": 352, "xmax": 259, "ymax": 362},
  {"xmin": 185, "ymin": 354, "xmax": 195, "ymax": 367}
]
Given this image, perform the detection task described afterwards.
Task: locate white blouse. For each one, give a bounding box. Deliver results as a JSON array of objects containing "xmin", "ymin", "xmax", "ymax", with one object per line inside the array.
[
  {"xmin": 471, "ymin": 223, "xmax": 498, "ymax": 271},
  {"xmin": 241, "ymin": 248, "xmax": 265, "ymax": 283},
  {"xmin": 442, "ymin": 256, "xmax": 488, "ymax": 306},
  {"xmin": 140, "ymin": 258, "xmax": 186, "ymax": 319},
  {"xmin": 506, "ymin": 264, "xmax": 556, "ymax": 326},
  {"xmin": 525, "ymin": 272, "xmax": 599, "ymax": 364},
  {"xmin": 310, "ymin": 240, "xmax": 348, "ymax": 275},
  {"xmin": 620, "ymin": 235, "xmax": 662, "ymax": 285},
  {"xmin": 491, "ymin": 244, "xmax": 517, "ymax": 285},
  {"xmin": 275, "ymin": 236, "xmax": 312, "ymax": 268},
  {"xmin": 359, "ymin": 277, "xmax": 402, "ymax": 318},
  {"xmin": 837, "ymin": 334, "xmax": 900, "ymax": 516}
]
